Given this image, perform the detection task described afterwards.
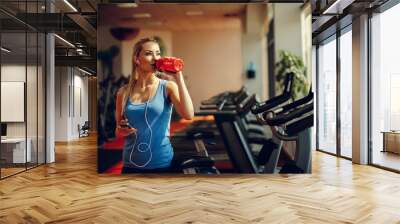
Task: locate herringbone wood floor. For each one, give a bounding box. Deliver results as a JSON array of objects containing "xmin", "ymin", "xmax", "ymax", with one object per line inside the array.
[{"xmin": 1, "ymin": 135, "xmax": 400, "ymax": 223}]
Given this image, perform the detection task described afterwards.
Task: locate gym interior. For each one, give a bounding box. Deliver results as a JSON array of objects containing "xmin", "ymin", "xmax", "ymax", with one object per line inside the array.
[{"xmin": 0, "ymin": 0, "xmax": 399, "ymax": 223}]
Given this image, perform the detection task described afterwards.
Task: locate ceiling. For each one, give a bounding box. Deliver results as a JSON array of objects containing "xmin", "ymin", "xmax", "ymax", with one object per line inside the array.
[
  {"xmin": 312, "ymin": 0, "xmax": 390, "ymax": 43},
  {"xmin": 98, "ymin": 3, "xmax": 246, "ymax": 30},
  {"xmin": 0, "ymin": 0, "xmax": 299, "ymax": 73}
]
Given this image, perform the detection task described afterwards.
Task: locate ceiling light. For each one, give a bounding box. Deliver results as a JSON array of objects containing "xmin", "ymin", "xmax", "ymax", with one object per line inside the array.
[
  {"xmin": 132, "ymin": 13, "xmax": 152, "ymax": 19},
  {"xmin": 78, "ymin": 67, "xmax": 93, "ymax": 76},
  {"xmin": 147, "ymin": 21, "xmax": 163, "ymax": 26},
  {"xmin": 54, "ymin": 34, "xmax": 75, "ymax": 48},
  {"xmin": 117, "ymin": 3, "xmax": 138, "ymax": 8},
  {"xmin": 186, "ymin": 11, "xmax": 204, "ymax": 16},
  {"xmin": 322, "ymin": 0, "xmax": 354, "ymax": 15},
  {"xmin": 75, "ymin": 43, "xmax": 85, "ymax": 48},
  {"xmin": 1, "ymin": 47, "xmax": 11, "ymax": 53},
  {"xmin": 63, "ymin": 0, "xmax": 78, "ymax": 12}
]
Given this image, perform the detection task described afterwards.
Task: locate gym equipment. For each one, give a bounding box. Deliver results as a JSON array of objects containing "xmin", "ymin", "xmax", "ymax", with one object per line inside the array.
[
  {"xmin": 195, "ymin": 74, "xmax": 313, "ymax": 173},
  {"xmin": 260, "ymin": 91, "xmax": 314, "ymax": 173},
  {"xmin": 78, "ymin": 121, "xmax": 90, "ymax": 138},
  {"xmin": 171, "ymin": 73, "xmax": 296, "ymax": 173}
]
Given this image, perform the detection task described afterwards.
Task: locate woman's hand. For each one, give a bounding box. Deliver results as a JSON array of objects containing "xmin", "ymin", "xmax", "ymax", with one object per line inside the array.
[
  {"xmin": 164, "ymin": 70, "xmax": 194, "ymax": 120},
  {"xmin": 158, "ymin": 70, "xmax": 183, "ymax": 82},
  {"xmin": 116, "ymin": 119, "xmax": 137, "ymax": 137}
]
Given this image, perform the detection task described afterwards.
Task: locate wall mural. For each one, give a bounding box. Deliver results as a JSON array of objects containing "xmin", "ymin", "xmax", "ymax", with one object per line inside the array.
[{"xmin": 97, "ymin": 3, "xmax": 313, "ymax": 175}]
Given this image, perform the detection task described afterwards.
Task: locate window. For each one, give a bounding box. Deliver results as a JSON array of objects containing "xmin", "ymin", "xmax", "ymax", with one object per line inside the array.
[
  {"xmin": 339, "ymin": 28, "xmax": 352, "ymax": 158},
  {"xmin": 0, "ymin": 1, "xmax": 47, "ymax": 179},
  {"xmin": 317, "ymin": 36, "xmax": 337, "ymax": 154},
  {"xmin": 370, "ymin": 3, "xmax": 400, "ymax": 171}
]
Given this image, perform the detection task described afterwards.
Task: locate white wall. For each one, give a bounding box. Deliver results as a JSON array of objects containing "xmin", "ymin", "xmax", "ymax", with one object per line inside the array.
[
  {"xmin": 72, "ymin": 74, "xmax": 89, "ymax": 138},
  {"xmin": 1, "ymin": 65, "xmax": 38, "ymax": 137},
  {"xmin": 173, "ymin": 27, "xmax": 243, "ymax": 109},
  {"xmin": 241, "ymin": 4, "xmax": 269, "ymax": 100},
  {"xmin": 301, "ymin": 4, "xmax": 312, "ymax": 82},
  {"xmin": 274, "ymin": 4, "xmax": 303, "ymax": 59},
  {"xmin": 55, "ymin": 67, "xmax": 89, "ymax": 141},
  {"xmin": 1, "ymin": 64, "xmax": 46, "ymax": 163},
  {"xmin": 1, "ymin": 65, "xmax": 27, "ymax": 141},
  {"xmin": 274, "ymin": 3, "xmax": 312, "ymax": 83},
  {"xmin": 55, "ymin": 67, "xmax": 68, "ymax": 141}
]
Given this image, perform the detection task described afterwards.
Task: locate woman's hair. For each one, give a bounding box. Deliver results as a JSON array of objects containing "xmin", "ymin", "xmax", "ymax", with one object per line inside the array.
[{"xmin": 120, "ymin": 37, "xmax": 159, "ymax": 116}]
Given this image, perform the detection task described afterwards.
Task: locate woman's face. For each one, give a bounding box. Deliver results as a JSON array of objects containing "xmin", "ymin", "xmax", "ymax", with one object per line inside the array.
[{"xmin": 135, "ymin": 41, "xmax": 161, "ymax": 73}]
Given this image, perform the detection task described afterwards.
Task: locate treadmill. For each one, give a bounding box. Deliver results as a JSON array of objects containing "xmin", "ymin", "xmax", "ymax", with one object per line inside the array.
[
  {"xmin": 171, "ymin": 74, "xmax": 296, "ymax": 172},
  {"xmin": 197, "ymin": 85, "xmax": 313, "ymax": 173}
]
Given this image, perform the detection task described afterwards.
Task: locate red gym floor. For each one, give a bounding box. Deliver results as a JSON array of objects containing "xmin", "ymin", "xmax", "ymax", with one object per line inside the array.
[{"xmin": 101, "ymin": 116, "xmax": 232, "ymax": 174}]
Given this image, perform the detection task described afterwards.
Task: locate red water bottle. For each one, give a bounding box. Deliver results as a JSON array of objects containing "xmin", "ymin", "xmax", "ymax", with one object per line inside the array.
[{"xmin": 156, "ymin": 57, "xmax": 184, "ymax": 73}]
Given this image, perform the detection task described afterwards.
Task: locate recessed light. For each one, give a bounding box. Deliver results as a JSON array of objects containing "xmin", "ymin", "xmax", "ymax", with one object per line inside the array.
[
  {"xmin": 132, "ymin": 13, "xmax": 152, "ymax": 19},
  {"xmin": 63, "ymin": 0, "xmax": 78, "ymax": 12},
  {"xmin": 147, "ymin": 21, "xmax": 163, "ymax": 26},
  {"xmin": 54, "ymin": 34, "xmax": 75, "ymax": 48},
  {"xmin": 1, "ymin": 47, "xmax": 11, "ymax": 53},
  {"xmin": 322, "ymin": 0, "xmax": 353, "ymax": 14},
  {"xmin": 186, "ymin": 11, "xmax": 204, "ymax": 16},
  {"xmin": 78, "ymin": 67, "xmax": 93, "ymax": 76},
  {"xmin": 117, "ymin": 3, "xmax": 138, "ymax": 8}
]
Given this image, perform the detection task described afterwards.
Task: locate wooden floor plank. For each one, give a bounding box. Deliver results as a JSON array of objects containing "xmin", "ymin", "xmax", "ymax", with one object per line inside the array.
[{"xmin": 0, "ymin": 135, "xmax": 400, "ymax": 223}]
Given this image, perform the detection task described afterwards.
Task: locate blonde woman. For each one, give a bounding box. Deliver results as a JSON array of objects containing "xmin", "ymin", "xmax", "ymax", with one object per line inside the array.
[{"xmin": 115, "ymin": 37, "xmax": 194, "ymax": 173}]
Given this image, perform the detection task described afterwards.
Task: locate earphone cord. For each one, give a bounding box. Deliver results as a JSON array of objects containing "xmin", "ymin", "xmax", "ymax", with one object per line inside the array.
[{"xmin": 128, "ymin": 101, "xmax": 153, "ymax": 167}]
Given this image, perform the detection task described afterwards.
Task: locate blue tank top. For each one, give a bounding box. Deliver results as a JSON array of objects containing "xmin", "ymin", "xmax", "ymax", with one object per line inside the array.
[{"xmin": 122, "ymin": 79, "xmax": 173, "ymax": 169}]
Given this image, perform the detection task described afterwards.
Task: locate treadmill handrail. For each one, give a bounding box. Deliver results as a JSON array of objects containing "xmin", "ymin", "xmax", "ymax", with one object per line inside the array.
[
  {"xmin": 285, "ymin": 113, "xmax": 313, "ymax": 136},
  {"xmin": 195, "ymin": 110, "xmax": 237, "ymax": 116},
  {"xmin": 251, "ymin": 93, "xmax": 291, "ymax": 114},
  {"xmin": 237, "ymin": 94, "xmax": 258, "ymax": 115},
  {"xmin": 277, "ymin": 90, "xmax": 313, "ymax": 115},
  {"xmin": 265, "ymin": 102, "xmax": 313, "ymax": 126},
  {"xmin": 201, "ymin": 86, "xmax": 247, "ymax": 106},
  {"xmin": 251, "ymin": 73, "xmax": 294, "ymax": 114},
  {"xmin": 217, "ymin": 99, "xmax": 228, "ymax": 111}
]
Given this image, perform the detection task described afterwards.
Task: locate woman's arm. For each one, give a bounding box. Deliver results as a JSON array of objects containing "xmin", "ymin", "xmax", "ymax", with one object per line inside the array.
[
  {"xmin": 115, "ymin": 87, "xmax": 136, "ymax": 136},
  {"xmin": 115, "ymin": 88, "xmax": 124, "ymax": 128},
  {"xmin": 166, "ymin": 72, "xmax": 194, "ymax": 120}
]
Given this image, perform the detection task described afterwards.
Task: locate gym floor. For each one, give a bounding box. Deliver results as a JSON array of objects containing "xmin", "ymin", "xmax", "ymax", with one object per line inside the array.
[{"xmin": 0, "ymin": 135, "xmax": 399, "ymax": 223}]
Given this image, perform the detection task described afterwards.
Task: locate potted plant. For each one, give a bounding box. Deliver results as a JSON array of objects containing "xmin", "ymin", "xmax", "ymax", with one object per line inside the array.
[{"xmin": 275, "ymin": 50, "xmax": 310, "ymax": 101}]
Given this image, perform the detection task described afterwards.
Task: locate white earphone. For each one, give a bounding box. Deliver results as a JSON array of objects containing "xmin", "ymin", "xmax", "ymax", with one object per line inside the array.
[
  {"xmin": 124, "ymin": 80, "xmax": 156, "ymax": 167},
  {"xmin": 127, "ymin": 101, "xmax": 153, "ymax": 167}
]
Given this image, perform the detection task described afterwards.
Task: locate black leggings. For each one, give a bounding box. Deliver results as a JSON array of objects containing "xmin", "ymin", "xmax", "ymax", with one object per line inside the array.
[{"xmin": 121, "ymin": 155, "xmax": 184, "ymax": 174}]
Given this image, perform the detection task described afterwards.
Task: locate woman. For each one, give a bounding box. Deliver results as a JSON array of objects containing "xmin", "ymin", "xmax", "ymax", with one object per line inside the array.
[{"xmin": 115, "ymin": 37, "xmax": 194, "ymax": 174}]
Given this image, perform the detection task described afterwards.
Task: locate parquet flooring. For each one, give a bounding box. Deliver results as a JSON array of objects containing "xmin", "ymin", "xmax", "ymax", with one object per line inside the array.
[{"xmin": 1, "ymin": 135, "xmax": 400, "ymax": 223}]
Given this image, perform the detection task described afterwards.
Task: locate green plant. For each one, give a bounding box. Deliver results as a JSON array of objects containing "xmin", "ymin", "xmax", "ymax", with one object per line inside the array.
[{"xmin": 275, "ymin": 50, "xmax": 309, "ymax": 101}]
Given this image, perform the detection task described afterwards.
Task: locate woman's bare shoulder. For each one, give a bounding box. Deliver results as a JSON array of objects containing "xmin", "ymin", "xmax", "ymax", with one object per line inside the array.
[
  {"xmin": 165, "ymin": 80, "xmax": 177, "ymax": 90},
  {"xmin": 117, "ymin": 84, "xmax": 129, "ymax": 96}
]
